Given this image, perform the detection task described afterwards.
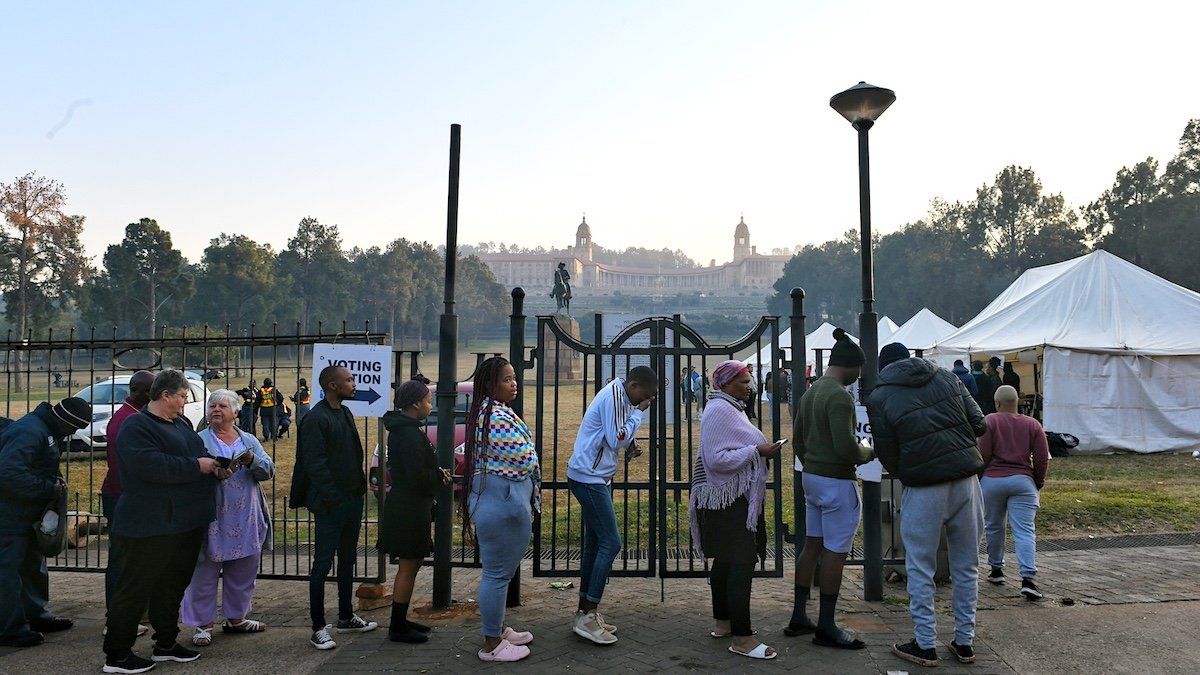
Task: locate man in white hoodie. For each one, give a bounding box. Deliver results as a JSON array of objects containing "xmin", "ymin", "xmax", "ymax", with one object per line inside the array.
[{"xmin": 567, "ymin": 366, "xmax": 658, "ymax": 645}]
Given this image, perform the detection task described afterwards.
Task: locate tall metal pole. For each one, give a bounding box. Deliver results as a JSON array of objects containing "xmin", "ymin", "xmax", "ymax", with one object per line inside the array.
[
  {"xmin": 506, "ymin": 288, "xmax": 526, "ymax": 608},
  {"xmin": 855, "ymin": 121, "xmax": 883, "ymax": 602},
  {"xmin": 789, "ymin": 288, "xmax": 807, "ymax": 571},
  {"xmin": 433, "ymin": 123, "xmax": 462, "ymax": 609}
]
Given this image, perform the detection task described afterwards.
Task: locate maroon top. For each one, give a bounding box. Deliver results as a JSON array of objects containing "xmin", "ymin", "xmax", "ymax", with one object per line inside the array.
[
  {"xmin": 100, "ymin": 398, "xmax": 140, "ymax": 497},
  {"xmin": 979, "ymin": 412, "xmax": 1050, "ymax": 489}
]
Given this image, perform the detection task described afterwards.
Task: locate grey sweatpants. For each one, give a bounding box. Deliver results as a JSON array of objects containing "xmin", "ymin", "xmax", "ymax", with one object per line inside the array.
[{"xmin": 900, "ymin": 476, "xmax": 984, "ymax": 649}]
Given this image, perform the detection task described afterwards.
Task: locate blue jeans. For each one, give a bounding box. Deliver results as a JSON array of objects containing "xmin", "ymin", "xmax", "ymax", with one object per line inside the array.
[
  {"xmin": 469, "ymin": 475, "xmax": 532, "ymax": 638},
  {"xmin": 0, "ymin": 528, "xmax": 51, "ymax": 639},
  {"xmin": 901, "ymin": 476, "xmax": 984, "ymax": 649},
  {"xmin": 569, "ymin": 479, "xmax": 621, "ymax": 605},
  {"xmin": 981, "ymin": 474, "xmax": 1039, "ymax": 578},
  {"xmin": 309, "ymin": 495, "xmax": 363, "ymax": 630}
]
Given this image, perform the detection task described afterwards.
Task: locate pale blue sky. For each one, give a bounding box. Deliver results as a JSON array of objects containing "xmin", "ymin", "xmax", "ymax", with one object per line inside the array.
[{"xmin": 4, "ymin": 1, "xmax": 1198, "ymax": 267}]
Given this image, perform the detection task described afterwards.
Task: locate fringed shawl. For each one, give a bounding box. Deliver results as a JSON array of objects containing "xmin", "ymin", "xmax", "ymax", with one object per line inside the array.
[{"xmin": 689, "ymin": 391, "xmax": 768, "ymax": 556}]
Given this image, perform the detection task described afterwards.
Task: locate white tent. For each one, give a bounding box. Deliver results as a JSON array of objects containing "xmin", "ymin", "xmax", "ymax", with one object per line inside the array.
[
  {"xmin": 932, "ymin": 250, "xmax": 1200, "ymax": 454},
  {"xmin": 878, "ymin": 316, "xmax": 901, "ymax": 345},
  {"xmin": 886, "ymin": 308, "xmax": 965, "ymax": 368},
  {"xmin": 743, "ymin": 322, "xmax": 858, "ymax": 369}
]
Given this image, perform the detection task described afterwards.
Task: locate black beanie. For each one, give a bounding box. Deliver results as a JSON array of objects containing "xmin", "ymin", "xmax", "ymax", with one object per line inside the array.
[
  {"xmin": 53, "ymin": 396, "xmax": 92, "ymax": 431},
  {"xmin": 878, "ymin": 342, "xmax": 910, "ymax": 372},
  {"xmin": 828, "ymin": 328, "xmax": 865, "ymax": 368}
]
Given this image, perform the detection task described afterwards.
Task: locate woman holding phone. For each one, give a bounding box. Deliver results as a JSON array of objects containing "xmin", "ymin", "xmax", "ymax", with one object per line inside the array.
[
  {"xmin": 181, "ymin": 389, "xmax": 275, "ymax": 647},
  {"xmin": 378, "ymin": 379, "xmax": 451, "ymax": 643},
  {"xmin": 689, "ymin": 360, "xmax": 783, "ymax": 660}
]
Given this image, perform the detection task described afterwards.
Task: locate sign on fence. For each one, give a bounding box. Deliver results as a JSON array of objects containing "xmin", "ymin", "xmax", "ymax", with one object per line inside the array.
[{"xmin": 311, "ymin": 343, "xmax": 393, "ymax": 417}]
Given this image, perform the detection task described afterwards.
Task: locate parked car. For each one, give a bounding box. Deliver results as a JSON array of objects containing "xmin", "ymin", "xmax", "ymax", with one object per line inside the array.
[
  {"xmin": 69, "ymin": 374, "xmax": 209, "ymax": 452},
  {"xmin": 370, "ymin": 382, "xmax": 473, "ymax": 493}
]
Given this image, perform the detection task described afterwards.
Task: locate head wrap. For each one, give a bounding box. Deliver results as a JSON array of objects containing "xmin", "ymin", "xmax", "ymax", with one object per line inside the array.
[
  {"xmin": 395, "ymin": 379, "xmax": 431, "ymax": 410},
  {"xmin": 712, "ymin": 360, "xmax": 749, "ymax": 389},
  {"xmin": 878, "ymin": 342, "xmax": 910, "ymax": 372}
]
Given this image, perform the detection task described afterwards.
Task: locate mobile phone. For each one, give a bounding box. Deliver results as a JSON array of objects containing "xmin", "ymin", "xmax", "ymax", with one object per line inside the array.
[
  {"xmin": 775, "ymin": 439, "xmax": 789, "ymax": 447},
  {"xmin": 210, "ymin": 455, "xmax": 232, "ymax": 469}
]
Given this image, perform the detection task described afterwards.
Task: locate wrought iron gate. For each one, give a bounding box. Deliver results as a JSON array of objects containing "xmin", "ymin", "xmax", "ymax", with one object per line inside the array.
[{"xmin": 531, "ymin": 313, "xmax": 789, "ymax": 579}]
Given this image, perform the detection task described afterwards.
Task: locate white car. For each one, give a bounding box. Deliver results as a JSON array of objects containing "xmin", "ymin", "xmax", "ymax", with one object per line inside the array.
[{"xmin": 69, "ymin": 375, "xmax": 209, "ymax": 452}]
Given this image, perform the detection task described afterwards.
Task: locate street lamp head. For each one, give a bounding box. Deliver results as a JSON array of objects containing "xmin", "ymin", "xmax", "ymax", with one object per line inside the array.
[{"xmin": 830, "ymin": 81, "xmax": 896, "ymax": 131}]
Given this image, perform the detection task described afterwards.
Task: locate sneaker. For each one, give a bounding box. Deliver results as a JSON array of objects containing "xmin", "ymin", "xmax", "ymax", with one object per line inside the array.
[
  {"xmin": 596, "ymin": 612, "xmax": 617, "ymax": 634},
  {"xmin": 311, "ymin": 626, "xmax": 337, "ymax": 650},
  {"xmin": 1021, "ymin": 578, "xmax": 1043, "ymax": 600},
  {"xmin": 103, "ymin": 624, "xmax": 149, "ymax": 637},
  {"xmin": 336, "ymin": 615, "xmax": 379, "ymax": 633},
  {"xmin": 103, "ymin": 653, "xmax": 156, "ymax": 674},
  {"xmin": 893, "ymin": 639, "xmax": 939, "ymax": 667},
  {"xmin": 151, "ymin": 642, "xmax": 200, "ymax": 663},
  {"xmin": 0, "ymin": 630, "xmax": 44, "ymax": 648},
  {"xmin": 31, "ymin": 616, "xmax": 74, "ymax": 633},
  {"xmin": 572, "ymin": 610, "xmax": 617, "ymax": 645},
  {"xmin": 987, "ymin": 567, "xmax": 1005, "ymax": 584},
  {"xmin": 949, "ymin": 640, "xmax": 976, "ymax": 663}
]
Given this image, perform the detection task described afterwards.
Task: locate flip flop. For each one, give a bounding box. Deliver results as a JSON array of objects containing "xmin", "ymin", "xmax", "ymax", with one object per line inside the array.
[
  {"xmin": 729, "ymin": 643, "xmax": 777, "ymax": 660},
  {"xmin": 711, "ymin": 628, "xmax": 758, "ymax": 638},
  {"xmin": 813, "ymin": 630, "xmax": 865, "ymax": 650}
]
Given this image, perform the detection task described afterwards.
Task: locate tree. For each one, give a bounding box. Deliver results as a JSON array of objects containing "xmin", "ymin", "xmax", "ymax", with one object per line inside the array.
[
  {"xmin": 187, "ymin": 234, "xmax": 287, "ymax": 330},
  {"xmin": 964, "ymin": 165, "xmax": 1084, "ymax": 278},
  {"xmin": 277, "ymin": 217, "xmax": 351, "ymax": 334},
  {"xmin": 457, "ymin": 254, "xmax": 509, "ymax": 345},
  {"xmin": 89, "ymin": 218, "xmax": 193, "ymax": 338},
  {"xmin": 1084, "ymin": 159, "xmax": 1160, "ymax": 266},
  {"xmin": 768, "ymin": 231, "xmax": 860, "ymax": 327},
  {"xmin": 0, "ymin": 173, "xmax": 88, "ymax": 390},
  {"xmin": 1162, "ymin": 119, "xmax": 1200, "ymax": 197},
  {"xmin": 347, "ymin": 239, "xmax": 417, "ymax": 336}
]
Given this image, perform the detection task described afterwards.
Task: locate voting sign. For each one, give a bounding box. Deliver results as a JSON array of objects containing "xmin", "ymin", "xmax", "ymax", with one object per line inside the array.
[{"xmin": 311, "ymin": 344, "xmax": 393, "ymax": 418}]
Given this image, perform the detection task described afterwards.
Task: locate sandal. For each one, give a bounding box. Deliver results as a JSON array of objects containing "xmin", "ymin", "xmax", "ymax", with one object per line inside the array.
[
  {"xmin": 478, "ymin": 638, "xmax": 530, "ymax": 662},
  {"xmin": 729, "ymin": 643, "xmax": 777, "ymax": 660},
  {"xmin": 222, "ymin": 618, "xmax": 267, "ymax": 633},
  {"xmin": 501, "ymin": 626, "xmax": 533, "ymax": 646},
  {"xmin": 710, "ymin": 628, "xmax": 758, "ymax": 638},
  {"xmin": 192, "ymin": 626, "xmax": 213, "ymax": 647}
]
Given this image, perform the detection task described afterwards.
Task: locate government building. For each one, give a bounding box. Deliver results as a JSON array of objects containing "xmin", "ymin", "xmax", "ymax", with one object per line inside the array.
[{"xmin": 478, "ymin": 216, "xmax": 790, "ymax": 297}]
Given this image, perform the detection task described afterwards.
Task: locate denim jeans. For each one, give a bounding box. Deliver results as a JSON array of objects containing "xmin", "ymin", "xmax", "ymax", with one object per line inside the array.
[
  {"xmin": 469, "ymin": 475, "xmax": 532, "ymax": 638},
  {"xmin": 569, "ymin": 479, "xmax": 621, "ymax": 604},
  {"xmin": 901, "ymin": 476, "xmax": 984, "ymax": 649},
  {"xmin": 309, "ymin": 496, "xmax": 363, "ymax": 630},
  {"xmin": 981, "ymin": 474, "xmax": 1040, "ymax": 578}
]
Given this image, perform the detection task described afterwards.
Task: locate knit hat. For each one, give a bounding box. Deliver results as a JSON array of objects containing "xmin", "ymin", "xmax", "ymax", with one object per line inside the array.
[
  {"xmin": 394, "ymin": 379, "xmax": 431, "ymax": 410},
  {"xmin": 53, "ymin": 396, "xmax": 92, "ymax": 431},
  {"xmin": 828, "ymin": 328, "xmax": 865, "ymax": 368},
  {"xmin": 712, "ymin": 360, "xmax": 749, "ymax": 388},
  {"xmin": 878, "ymin": 342, "xmax": 910, "ymax": 372}
]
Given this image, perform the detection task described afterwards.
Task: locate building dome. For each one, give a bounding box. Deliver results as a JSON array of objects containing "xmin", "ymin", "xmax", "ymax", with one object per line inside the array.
[
  {"xmin": 734, "ymin": 214, "xmax": 749, "ymax": 237},
  {"xmin": 576, "ymin": 215, "xmax": 592, "ymax": 239}
]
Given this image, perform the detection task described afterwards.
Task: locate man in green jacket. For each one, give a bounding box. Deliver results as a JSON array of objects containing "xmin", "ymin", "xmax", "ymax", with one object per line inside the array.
[{"xmin": 785, "ymin": 328, "xmax": 872, "ymax": 650}]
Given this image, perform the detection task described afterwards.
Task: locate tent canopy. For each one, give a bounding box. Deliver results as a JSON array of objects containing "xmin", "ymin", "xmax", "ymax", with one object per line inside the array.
[
  {"xmin": 934, "ymin": 250, "xmax": 1200, "ymax": 356},
  {"xmin": 743, "ymin": 322, "xmax": 858, "ymax": 368},
  {"xmin": 878, "ymin": 316, "xmax": 900, "ymax": 345},
  {"xmin": 886, "ymin": 308, "xmax": 958, "ymax": 351}
]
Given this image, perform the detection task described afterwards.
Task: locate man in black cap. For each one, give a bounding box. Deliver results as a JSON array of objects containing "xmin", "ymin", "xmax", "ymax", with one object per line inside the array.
[
  {"xmin": 0, "ymin": 396, "xmax": 92, "ymax": 647},
  {"xmin": 867, "ymin": 342, "xmax": 987, "ymax": 668}
]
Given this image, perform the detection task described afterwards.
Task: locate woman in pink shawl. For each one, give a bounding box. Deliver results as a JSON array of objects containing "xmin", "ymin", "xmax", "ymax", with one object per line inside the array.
[{"xmin": 690, "ymin": 360, "xmax": 784, "ymax": 660}]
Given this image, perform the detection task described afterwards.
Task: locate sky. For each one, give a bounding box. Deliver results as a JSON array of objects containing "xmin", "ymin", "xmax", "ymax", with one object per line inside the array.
[{"xmin": 4, "ymin": 1, "xmax": 1199, "ymax": 269}]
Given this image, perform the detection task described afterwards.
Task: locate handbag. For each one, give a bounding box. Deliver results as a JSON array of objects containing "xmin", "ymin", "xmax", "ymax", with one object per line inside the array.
[{"xmin": 33, "ymin": 486, "xmax": 69, "ymax": 557}]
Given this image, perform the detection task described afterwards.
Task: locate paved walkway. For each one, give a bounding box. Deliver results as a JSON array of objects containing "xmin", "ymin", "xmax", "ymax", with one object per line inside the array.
[{"xmin": 4, "ymin": 544, "xmax": 1200, "ymax": 673}]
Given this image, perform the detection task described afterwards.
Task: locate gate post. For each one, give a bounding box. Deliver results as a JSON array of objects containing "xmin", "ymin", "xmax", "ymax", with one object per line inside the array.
[
  {"xmin": 789, "ymin": 288, "xmax": 807, "ymax": 572},
  {"xmin": 507, "ymin": 288, "xmax": 526, "ymax": 608}
]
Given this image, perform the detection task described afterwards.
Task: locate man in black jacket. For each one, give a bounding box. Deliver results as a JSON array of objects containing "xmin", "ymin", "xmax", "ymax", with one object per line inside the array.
[
  {"xmin": 289, "ymin": 365, "xmax": 377, "ymax": 650},
  {"xmin": 102, "ymin": 370, "xmax": 227, "ymax": 674},
  {"xmin": 0, "ymin": 397, "xmax": 91, "ymax": 648},
  {"xmin": 866, "ymin": 343, "xmax": 986, "ymax": 669}
]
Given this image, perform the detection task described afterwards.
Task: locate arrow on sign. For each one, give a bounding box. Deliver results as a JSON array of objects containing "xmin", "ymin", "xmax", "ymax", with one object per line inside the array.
[{"xmin": 351, "ymin": 388, "xmax": 382, "ymax": 404}]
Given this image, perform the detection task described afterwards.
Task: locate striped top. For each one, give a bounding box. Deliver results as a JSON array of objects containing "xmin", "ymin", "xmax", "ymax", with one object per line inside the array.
[{"xmin": 474, "ymin": 398, "xmax": 540, "ymax": 482}]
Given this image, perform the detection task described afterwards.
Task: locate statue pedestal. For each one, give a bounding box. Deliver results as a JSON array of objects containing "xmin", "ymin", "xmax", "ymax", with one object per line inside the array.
[{"xmin": 541, "ymin": 315, "xmax": 584, "ymax": 382}]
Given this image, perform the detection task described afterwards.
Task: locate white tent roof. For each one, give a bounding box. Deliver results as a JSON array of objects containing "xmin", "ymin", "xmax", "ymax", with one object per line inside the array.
[
  {"xmin": 743, "ymin": 322, "xmax": 859, "ymax": 368},
  {"xmin": 887, "ymin": 308, "xmax": 958, "ymax": 351},
  {"xmin": 934, "ymin": 250, "xmax": 1200, "ymax": 356},
  {"xmin": 878, "ymin": 316, "xmax": 900, "ymax": 344}
]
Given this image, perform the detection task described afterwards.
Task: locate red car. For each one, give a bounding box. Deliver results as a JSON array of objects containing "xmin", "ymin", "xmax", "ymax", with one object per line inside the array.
[{"xmin": 370, "ymin": 381, "xmax": 473, "ymax": 494}]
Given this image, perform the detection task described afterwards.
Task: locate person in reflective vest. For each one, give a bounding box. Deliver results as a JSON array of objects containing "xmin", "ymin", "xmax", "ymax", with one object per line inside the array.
[
  {"xmin": 255, "ymin": 378, "xmax": 286, "ymax": 442},
  {"xmin": 292, "ymin": 379, "xmax": 312, "ymax": 422}
]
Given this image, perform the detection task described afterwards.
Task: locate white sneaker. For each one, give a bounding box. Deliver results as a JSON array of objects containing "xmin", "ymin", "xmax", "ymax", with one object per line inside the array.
[
  {"xmin": 573, "ymin": 610, "xmax": 617, "ymax": 645},
  {"xmin": 311, "ymin": 625, "xmax": 337, "ymax": 650}
]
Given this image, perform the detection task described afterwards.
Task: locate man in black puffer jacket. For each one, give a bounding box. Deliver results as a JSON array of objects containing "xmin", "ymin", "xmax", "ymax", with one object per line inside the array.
[{"xmin": 866, "ymin": 343, "xmax": 986, "ymax": 669}]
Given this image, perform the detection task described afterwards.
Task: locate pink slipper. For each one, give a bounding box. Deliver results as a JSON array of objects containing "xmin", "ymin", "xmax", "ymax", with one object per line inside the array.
[
  {"xmin": 478, "ymin": 638, "xmax": 530, "ymax": 662},
  {"xmin": 502, "ymin": 626, "xmax": 534, "ymax": 646}
]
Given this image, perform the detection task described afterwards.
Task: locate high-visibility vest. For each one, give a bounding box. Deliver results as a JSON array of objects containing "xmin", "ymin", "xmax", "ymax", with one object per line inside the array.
[
  {"xmin": 260, "ymin": 386, "xmax": 275, "ymax": 407},
  {"xmin": 297, "ymin": 387, "xmax": 311, "ymax": 404}
]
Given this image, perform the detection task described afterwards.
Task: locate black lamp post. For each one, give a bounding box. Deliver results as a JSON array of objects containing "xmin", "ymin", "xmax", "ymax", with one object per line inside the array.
[{"xmin": 830, "ymin": 81, "xmax": 894, "ymax": 603}]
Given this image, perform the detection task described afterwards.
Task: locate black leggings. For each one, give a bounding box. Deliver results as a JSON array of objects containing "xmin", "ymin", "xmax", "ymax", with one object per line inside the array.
[{"xmin": 710, "ymin": 558, "xmax": 754, "ymax": 636}]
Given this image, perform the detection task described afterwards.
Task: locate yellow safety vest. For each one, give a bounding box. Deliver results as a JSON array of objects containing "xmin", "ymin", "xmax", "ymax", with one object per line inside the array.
[
  {"xmin": 298, "ymin": 388, "xmax": 311, "ymax": 404},
  {"xmin": 260, "ymin": 386, "xmax": 275, "ymax": 407}
]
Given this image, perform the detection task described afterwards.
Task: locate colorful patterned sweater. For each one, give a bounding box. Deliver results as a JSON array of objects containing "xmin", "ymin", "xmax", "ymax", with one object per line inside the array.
[{"xmin": 474, "ymin": 398, "xmax": 541, "ymax": 509}]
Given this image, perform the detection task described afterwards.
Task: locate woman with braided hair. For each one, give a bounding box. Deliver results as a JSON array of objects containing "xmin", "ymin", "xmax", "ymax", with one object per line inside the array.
[{"xmin": 460, "ymin": 356, "xmax": 539, "ymax": 662}]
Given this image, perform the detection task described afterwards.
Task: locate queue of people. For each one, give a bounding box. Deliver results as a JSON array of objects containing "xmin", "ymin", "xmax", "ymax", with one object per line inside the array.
[{"xmin": 0, "ymin": 337, "xmax": 1051, "ymax": 671}]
